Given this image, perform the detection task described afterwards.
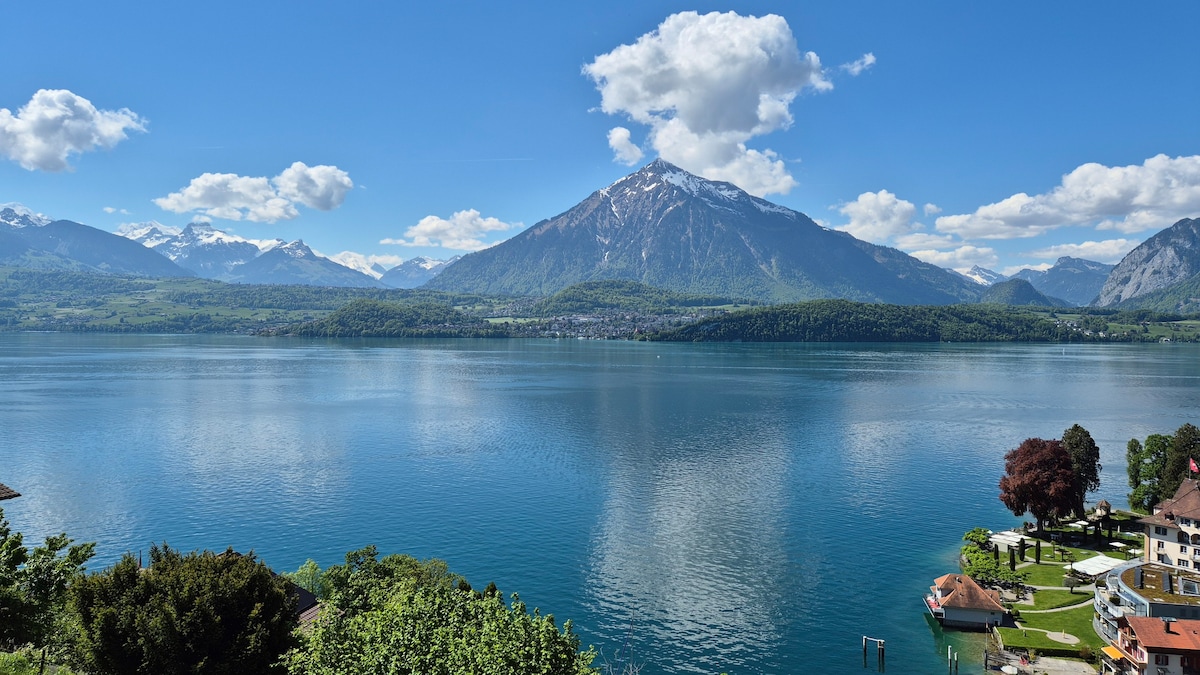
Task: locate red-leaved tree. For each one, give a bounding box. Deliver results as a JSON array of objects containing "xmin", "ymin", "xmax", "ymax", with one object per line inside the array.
[{"xmin": 998, "ymin": 438, "xmax": 1076, "ymax": 530}]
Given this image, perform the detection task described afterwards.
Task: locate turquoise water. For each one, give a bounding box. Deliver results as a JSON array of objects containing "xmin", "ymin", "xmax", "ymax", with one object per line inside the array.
[{"xmin": 3, "ymin": 334, "xmax": 1200, "ymax": 674}]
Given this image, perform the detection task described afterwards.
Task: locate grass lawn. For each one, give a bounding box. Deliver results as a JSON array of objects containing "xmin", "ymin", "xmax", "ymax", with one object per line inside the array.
[
  {"xmin": 1016, "ymin": 603, "xmax": 1106, "ymax": 653},
  {"xmin": 1019, "ymin": 562, "xmax": 1078, "ymax": 587},
  {"xmin": 1019, "ymin": 588, "xmax": 1093, "ymax": 611}
]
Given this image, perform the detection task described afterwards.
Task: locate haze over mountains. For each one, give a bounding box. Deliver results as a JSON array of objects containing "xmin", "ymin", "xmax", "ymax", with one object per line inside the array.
[{"xmin": 5, "ymin": 161, "xmax": 1200, "ymax": 311}]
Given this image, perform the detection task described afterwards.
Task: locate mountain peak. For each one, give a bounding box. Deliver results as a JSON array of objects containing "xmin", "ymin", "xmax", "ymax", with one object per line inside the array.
[
  {"xmin": 0, "ymin": 203, "xmax": 52, "ymax": 228},
  {"xmin": 602, "ymin": 159, "xmax": 796, "ymax": 219}
]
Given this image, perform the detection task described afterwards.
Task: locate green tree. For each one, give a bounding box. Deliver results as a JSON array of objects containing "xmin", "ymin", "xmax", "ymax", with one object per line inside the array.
[
  {"xmin": 70, "ymin": 544, "xmax": 297, "ymax": 675},
  {"xmin": 289, "ymin": 546, "xmax": 596, "ymax": 675},
  {"xmin": 1062, "ymin": 424, "xmax": 1101, "ymax": 517},
  {"xmin": 998, "ymin": 438, "xmax": 1076, "ymax": 530},
  {"xmin": 1128, "ymin": 435, "xmax": 1170, "ymax": 511},
  {"xmin": 285, "ymin": 559, "xmax": 331, "ymax": 601},
  {"xmin": 0, "ymin": 508, "xmax": 95, "ymax": 663},
  {"xmin": 1163, "ymin": 423, "xmax": 1200, "ymax": 498}
]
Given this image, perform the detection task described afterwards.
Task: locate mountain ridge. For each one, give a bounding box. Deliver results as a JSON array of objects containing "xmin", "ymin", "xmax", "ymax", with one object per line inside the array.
[{"xmin": 426, "ymin": 160, "xmax": 983, "ymax": 304}]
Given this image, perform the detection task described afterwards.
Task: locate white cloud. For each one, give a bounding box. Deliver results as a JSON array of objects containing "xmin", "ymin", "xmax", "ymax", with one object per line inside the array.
[
  {"xmin": 381, "ymin": 209, "xmax": 518, "ymax": 251},
  {"xmin": 607, "ymin": 127, "xmax": 644, "ymax": 165},
  {"xmin": 584, "ymin": 11, "xmax": 831, "ymax": 196},
  {"xmin": 273, "ymin": 161, "xmax": 353, "ymax": 210},
  {"xmin": 1002, "ymin": 262, "xmax": 1052, "ymax": 276},
  {"xmin": 936, "ymin": 154, "xmax": 1200, "ymax": 239},
  {"xmin": 154, "ymin": 163, "xmax": 352, "ymax": 223},
  {"xmin": 908, "ymin": 245, "xmax": 999, "ymax": 271},
  {"xmin": 923, "ymin": 203, "xmax": 941, "ymax": 216},
  {"xmin": 103, "ymin": 206, "xmax": 131, "ymax": 215},
  {"xmin": 893, "ymin": 232, "xmax": 956, "ymax": 250},
  {"xmin": 835, "ymin": 190, "xmax": 919, "ymax": 243},
  {"xmin": 1026, "ymin": 238, "xmax": 1138, "ymax": 264},
  {"xmin": 840, "ymin": 52, "xmax": 876, "ymax": 76},
  {"xmin": 0, "ymin": 89, "xmax": 146, "ymax": 172}
]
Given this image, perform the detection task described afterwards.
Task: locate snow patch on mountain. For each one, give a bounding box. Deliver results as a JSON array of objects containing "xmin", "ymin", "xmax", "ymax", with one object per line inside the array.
[{"xmin": 0, "ymin": 203, "xmax": 52, "ymax": 228}]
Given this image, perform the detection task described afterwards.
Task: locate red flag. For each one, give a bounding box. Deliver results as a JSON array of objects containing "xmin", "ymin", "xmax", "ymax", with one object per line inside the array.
[{"xmin": 1191, "ymin": 457, "xmax": 1198, "ymax": 473}]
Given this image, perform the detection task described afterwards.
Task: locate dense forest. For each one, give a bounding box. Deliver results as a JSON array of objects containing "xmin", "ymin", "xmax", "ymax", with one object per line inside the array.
[
  {"xmin": 649, "ymin": 300, "xmax": 1196, "ymax": 343},
  {"xmin": 4, "ymin": 267, "xmax": 1199, "ymax": 341},
  {"xmin": 272, "ymin": 299, "xmax": 511, "ymax": 338}
]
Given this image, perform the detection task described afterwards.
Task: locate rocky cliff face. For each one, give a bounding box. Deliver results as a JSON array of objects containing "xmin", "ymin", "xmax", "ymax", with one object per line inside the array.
[{"xmin": 1095, "ymin": 218, "xmax": 1200, "ymax": 306}]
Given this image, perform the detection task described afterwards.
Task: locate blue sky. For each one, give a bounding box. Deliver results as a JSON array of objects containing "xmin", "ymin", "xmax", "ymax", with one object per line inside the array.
[{"xmin": 2, "ymin": 1, "xmax": 1198, "ymax": 276}]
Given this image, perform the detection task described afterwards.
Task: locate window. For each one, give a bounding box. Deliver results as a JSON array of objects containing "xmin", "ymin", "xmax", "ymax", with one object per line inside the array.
[
  {"xmin": 1182, "ymin": 560, "xmax": 1191, "ymax": 568},
  {"xmin": 1183, "ymin": 545, "xmax": 1189, "ymax": 553},
  {"xmin": 1157, "ymin": 526, "xmax": 1170, "ymax": 535},
  {"xmin": 1159, "ymin": 554, "xmax": 1170, "ymax": 563},
  {"xmin": 1183, "ymin": 656, "xmax": 1192, "ymax": 667},
  {"xmin": 1184, "ymin": 518, "xmax": 1193, "ymax": 526},
  {"xmin": 1159, "ymin": 541, "xmax": 1166, "ymax": 549},
  {"xmin": 1155, "ymin": 654, "xmax": 1169, "ymax": 665}
]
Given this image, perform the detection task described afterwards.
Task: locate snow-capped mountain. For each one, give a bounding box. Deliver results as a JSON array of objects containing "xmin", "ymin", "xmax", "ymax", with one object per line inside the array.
[
  {"xmin": 1, "ymin": 206, "xmax": 190, "ymax": 277},
  {"xmin": 960, "ymin": 265, "xmax": 1007, "ymax": 286},
  {"xmin": 426, "ymin": 159, "xmax": 982, "ymax": 303},
  {"xmin": 116, "ymin": 221, "xmax": 285, "ymax": 279},
  {"xmin": 326, "ymin": 251, "xmax": 395, "ymax": 280},
  {"xmin": 0, "ymin": 204, "xmax": 53, "ymax": 229},
  {"xmin": 226, "ymin": 240, "xmax": 383, "ymax": 287},
  {"xmin": 380, "ymin": 255, "xmax": 460, "ymax": 288}
]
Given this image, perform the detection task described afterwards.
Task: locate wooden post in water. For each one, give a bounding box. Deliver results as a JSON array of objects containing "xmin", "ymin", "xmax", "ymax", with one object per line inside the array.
[{"xmin": 863, "ymin": 636, "xmax": 885, "ymax": 671}]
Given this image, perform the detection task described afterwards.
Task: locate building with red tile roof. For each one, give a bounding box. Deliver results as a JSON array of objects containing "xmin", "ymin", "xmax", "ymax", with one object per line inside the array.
[
  {"xmin": 925, "ymin": 573, "xmax": 1008, "ymax": 630},
  {"xmin": 1103, "ymin": 615, "xmax": 1200, "ymax": 674}
]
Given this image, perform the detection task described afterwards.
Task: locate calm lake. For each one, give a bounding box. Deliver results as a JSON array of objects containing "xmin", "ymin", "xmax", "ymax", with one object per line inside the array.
[{"xmin": 3, "ymin": 334, "xmax": 1200, "ymax": 674}]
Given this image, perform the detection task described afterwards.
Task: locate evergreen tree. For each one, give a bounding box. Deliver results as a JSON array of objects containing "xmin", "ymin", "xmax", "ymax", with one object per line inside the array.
[{"xmin": 70, "ymin": 544, "xmax": 297, "ymax": 675}]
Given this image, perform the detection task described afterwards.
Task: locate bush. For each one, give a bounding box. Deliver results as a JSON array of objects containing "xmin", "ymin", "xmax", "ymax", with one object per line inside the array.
[{"xmin": 70, "ymin": 544, "xmax": 297, "ymax": 675}]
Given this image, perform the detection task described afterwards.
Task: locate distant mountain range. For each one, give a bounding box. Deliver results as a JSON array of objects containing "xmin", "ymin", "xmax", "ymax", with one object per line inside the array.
[
  {"xmin": 380, "ymin": 256, "xmax": 461, "ymax": 288},
  {"xmin": 6, "ymin": 182, "xmax": 1200, "ymax": 311},
  {"xmin": 1012, "ymin": 257, "xmax": 1114, "ymax": 306},
  {"xmin": 1, "ymin": 205, "xmax": 190, "ymax": 277},
  {"xmin": 427, "ymin": 160, "xmax": 983, "ymax": 304},
  {"xmin": 1, "ymin": 204, "xmax": 459, "ymax": 288}
]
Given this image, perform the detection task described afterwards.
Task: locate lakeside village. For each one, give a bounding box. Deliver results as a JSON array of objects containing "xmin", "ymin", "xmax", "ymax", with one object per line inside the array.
[{"xmin": 925, "ymin": 425, "xmax": 1200, "ymax": 675}]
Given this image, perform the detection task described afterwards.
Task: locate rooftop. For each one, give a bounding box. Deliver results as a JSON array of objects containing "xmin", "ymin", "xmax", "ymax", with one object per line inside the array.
[
  {"xmin": 1141, "ymin": 479, "xmax": 1200, "ymax": 527},
  {"xmin": 1119, "ymin": 563, "xmax": 1200, "ymax": 607},
  {"xmin": 931, "ymin": 573, "xmax": 1007, "ymax": 613},
  {"xmin": 0, "ymin": 483, "xmax": 19, "ymax": 501},
  {"xmin": 1123, "ymin": 615, "xmax": 1200, "ymax": 653}
]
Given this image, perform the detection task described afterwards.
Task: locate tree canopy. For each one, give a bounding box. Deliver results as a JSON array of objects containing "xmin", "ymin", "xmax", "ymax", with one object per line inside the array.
[
  {"xmin": 1062, "ymin": 424, "xmax": 1101, "ymax": 517},
  {"xmin": 287, "ymin": 547, "xmax": 597, "ymax": 675},
  {"xmin": 70, "ymin": 544, "xmax": 297, "ymax": 675},
  {"xmin": 998, "ymin": 438, "xmax": 1076, "ymax": 530},
  {"xmin": 1128, "ymin": 434, "xmax": 1171, "ymax": 512},
  {"xmin": 0, "ymin": 508, "xmax": 94, "ymax": 658},
  {"xmin": 1163, "ymin": 423, "xmax": 1200, "ymax": 498}
]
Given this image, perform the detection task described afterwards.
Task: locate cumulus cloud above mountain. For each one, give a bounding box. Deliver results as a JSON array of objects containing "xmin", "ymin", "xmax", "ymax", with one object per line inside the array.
[
  {"xmin": 0, "ymin": 89, "xmax": 146, "ymax": 172},
  {"xmin": 935, "ymin": 154, "xmax": 1200, "ymax": 239},
  {"xmin": 154, "ymin": 162, "xmax": 352, "ymax": 223},
  {"xmin": 381, "ymin": 209, "xmax": 518, "ymax": 251},
  {"xmin": 584, "ymin": 11, "xmax": 833, "ymax": 197}
]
